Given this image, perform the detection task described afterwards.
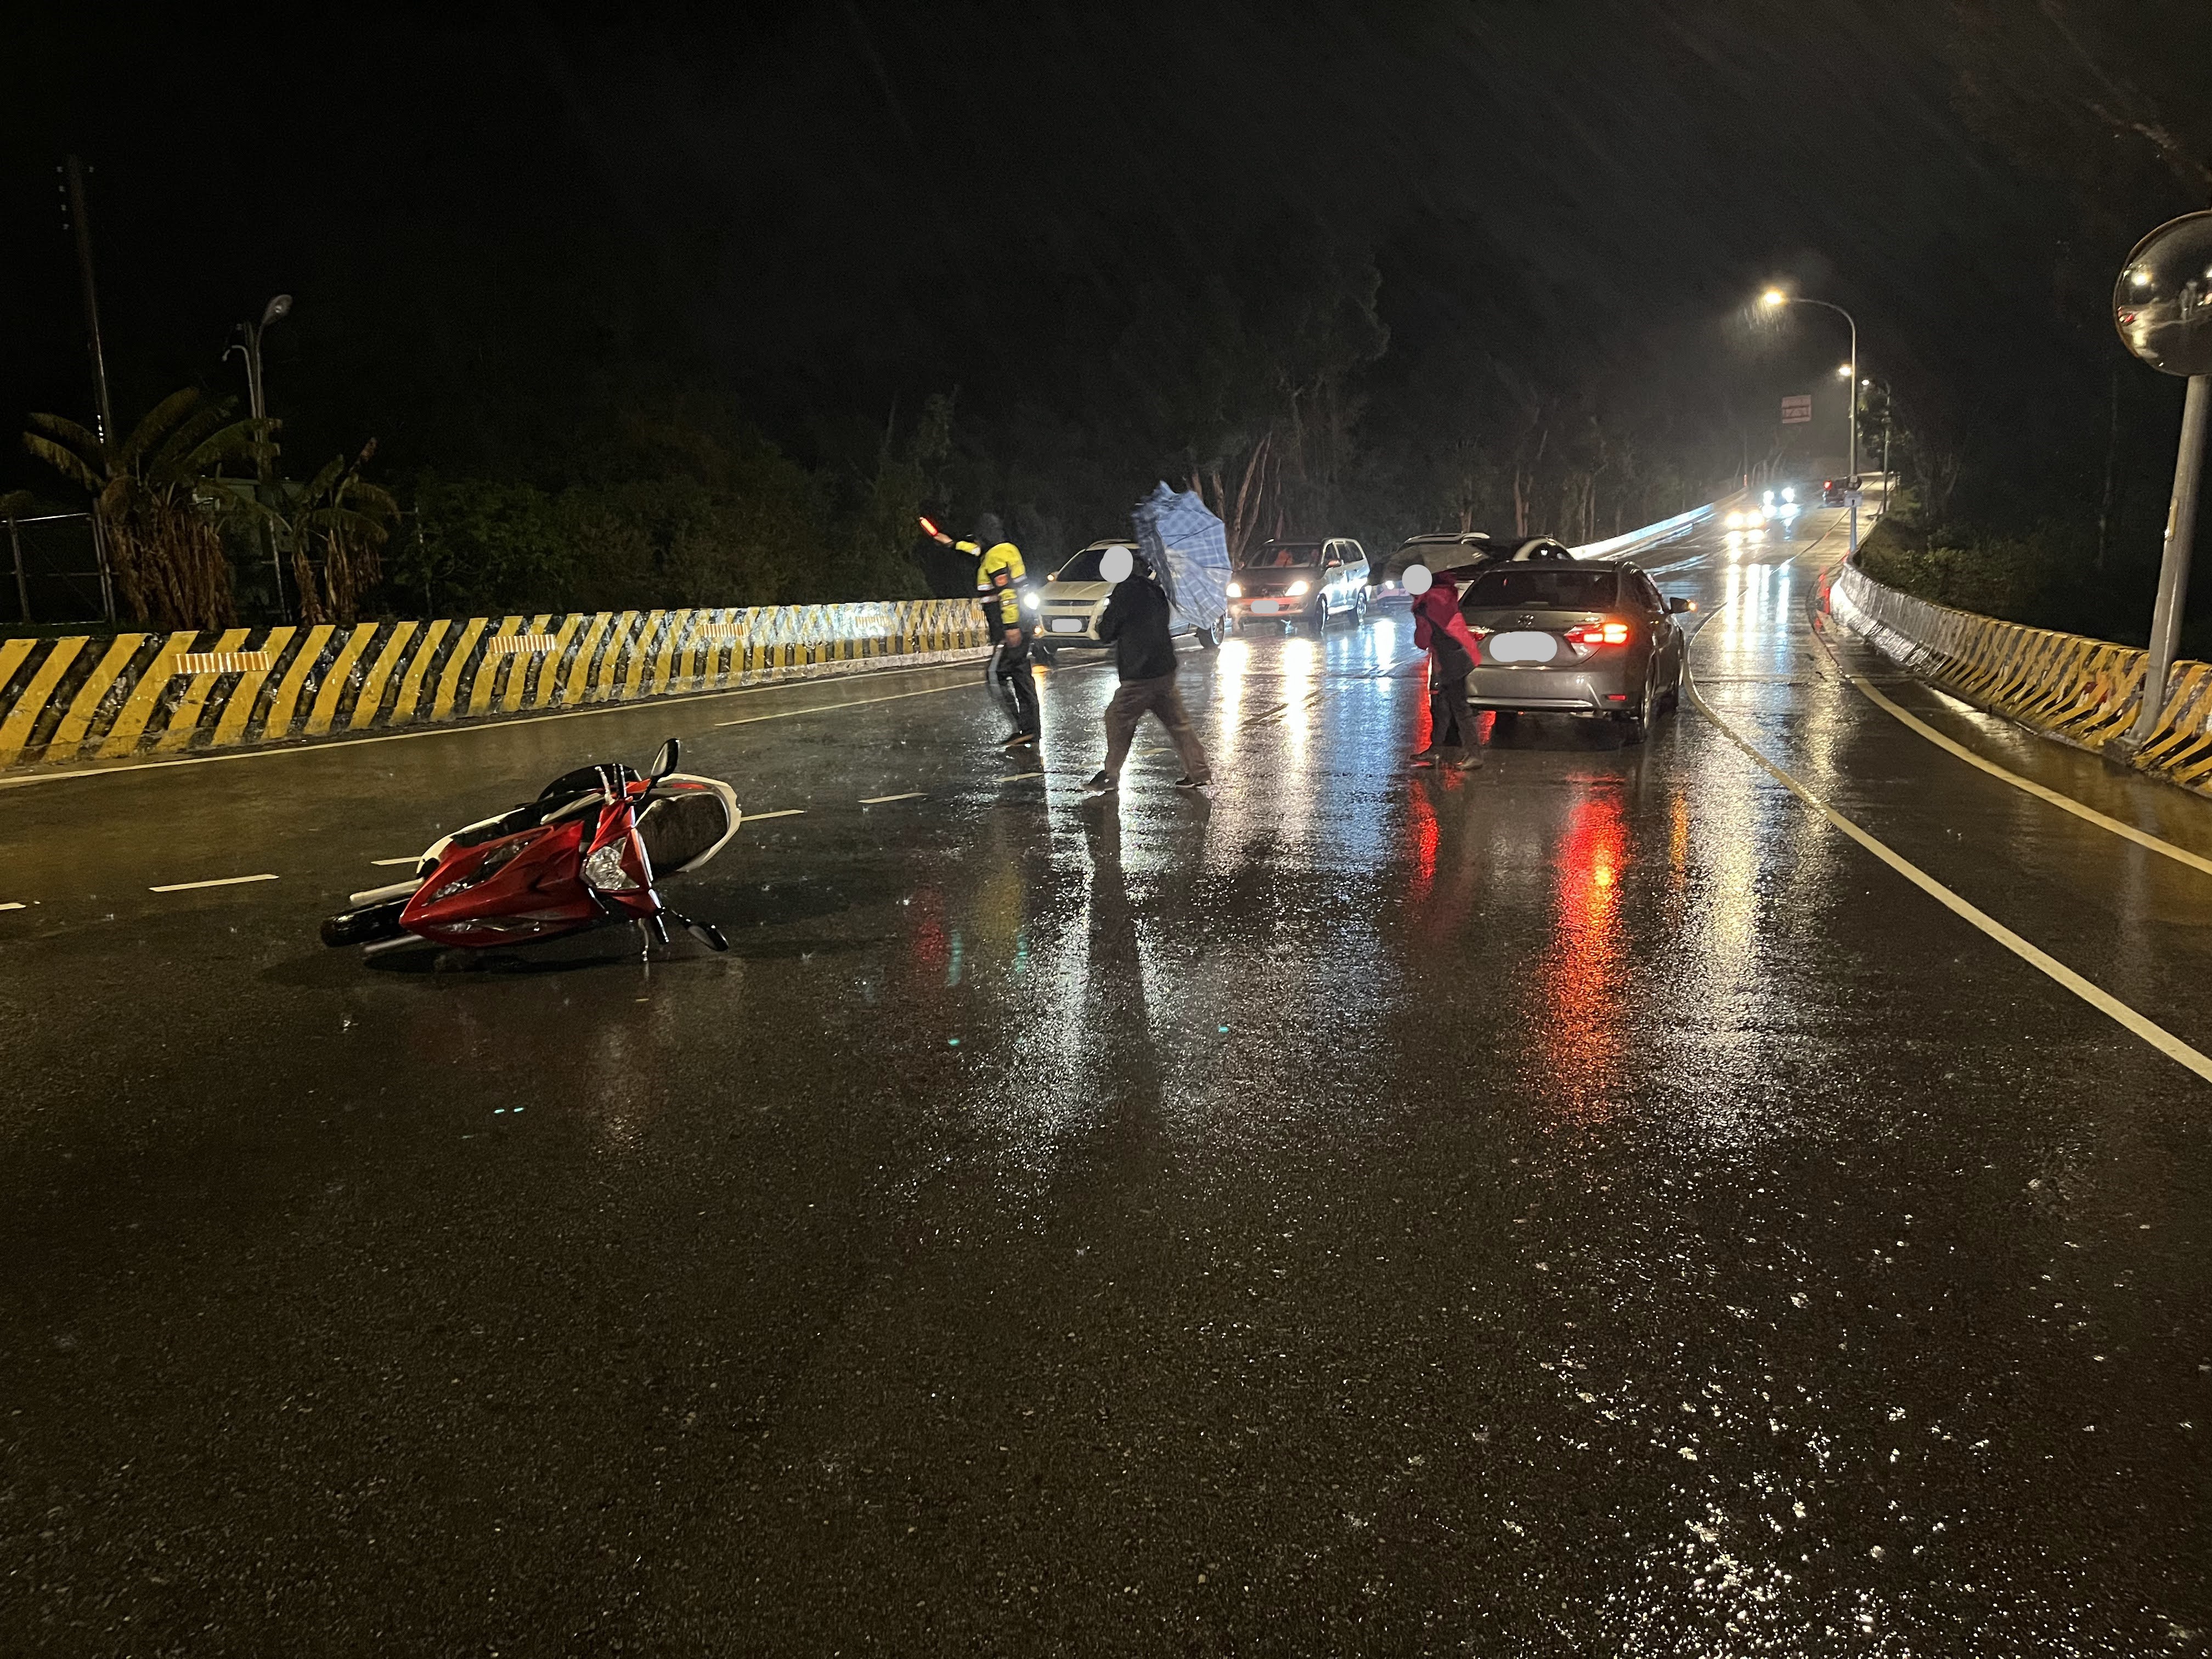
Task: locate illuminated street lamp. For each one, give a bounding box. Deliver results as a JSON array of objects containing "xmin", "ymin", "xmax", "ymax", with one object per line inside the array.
[{"xmin": 1763, "ymin": 287, "xmax": 1861, "ymax": 549}]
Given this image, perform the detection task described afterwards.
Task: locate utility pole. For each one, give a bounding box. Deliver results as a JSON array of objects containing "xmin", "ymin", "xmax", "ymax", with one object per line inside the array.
[
  {"xmin": 61, "ymin": 156, "xmax": 115, "ymax": 443},
  {"xmin": 60, "ymin": 155, "xmax": 118, "ymax": 623}
]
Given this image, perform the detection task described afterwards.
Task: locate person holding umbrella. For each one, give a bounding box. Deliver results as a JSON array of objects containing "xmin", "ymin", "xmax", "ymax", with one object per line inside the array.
[{"xmin": 1084, "ymin": 545, "xmax": 1214, "ymax": 797}]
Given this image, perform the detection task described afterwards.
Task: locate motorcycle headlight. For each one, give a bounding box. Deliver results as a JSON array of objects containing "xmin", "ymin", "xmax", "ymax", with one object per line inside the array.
[
  {"xmin": 583, "ymin": 842, "xmax": 641, "ymax": 892},
  {"xmin": 1226, "ymin": 581, "xmax": 1242, "ymax": 598},
  {"xmin": 1286, "ymin": 580, "xmax": 1309, "ymax": 596}
]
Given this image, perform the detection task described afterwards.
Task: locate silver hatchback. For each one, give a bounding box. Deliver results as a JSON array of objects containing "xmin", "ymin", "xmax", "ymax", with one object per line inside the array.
[{"xmin": 1457, "ymin": 562, "xmax": 1691, "ymax": 743}]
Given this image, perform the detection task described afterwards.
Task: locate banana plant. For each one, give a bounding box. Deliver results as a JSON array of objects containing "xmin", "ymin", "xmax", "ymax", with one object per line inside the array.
[
  {"xmin": 283, "ymin": 441, "xmax": 399, "ymax": 625},
  {"xmin": 23, "ymin": 390, "xmax": 274, "ymax": 630}
]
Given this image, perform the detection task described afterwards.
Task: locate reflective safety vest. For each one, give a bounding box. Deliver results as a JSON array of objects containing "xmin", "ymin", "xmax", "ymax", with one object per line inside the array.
[{"xmin": 961, "ymin": 539, "xmax": 1026, "ymax": 627}]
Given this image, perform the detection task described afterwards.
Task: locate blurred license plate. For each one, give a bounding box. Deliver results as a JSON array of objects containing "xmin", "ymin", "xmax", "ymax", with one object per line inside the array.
[
  {"xmin": 1251, "ymin": 600, "xmax": 1284, "ymax": 614},
  {"xmin": 1049, "ymin": 618, "xmax": 1086, "ymax": 634},
  {"xmin": 1487, "ymin": 631, "xmax": 1559, "ymax": 663}
]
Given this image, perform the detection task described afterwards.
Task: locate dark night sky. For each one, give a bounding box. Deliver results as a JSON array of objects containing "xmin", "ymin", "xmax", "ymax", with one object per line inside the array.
[{"xmin": 4, "ymin": 2, "xmax": 2205, "ymax": 521}]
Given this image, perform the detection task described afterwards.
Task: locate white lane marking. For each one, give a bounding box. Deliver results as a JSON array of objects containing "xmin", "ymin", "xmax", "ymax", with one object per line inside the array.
[
  {"xmin": 996, "ymin": 772, "xmax": 1045, "ymax": 782},
  {"xmin": 0, "ymin": 901, "xmax": 25, "ymax": 912},
  {"xmin": 370, "ymin": 856, "xmax": 419, "ymax": 866},
  {"xmin": 1803, "ymin": 605, "xmax": 2212, "ymax": 879},
  {"xmin": 1853, "ymin": 670, "xmax": 2212, "ymax": 877},
  {"xmin": 744, "ymin": 809, "xmax": 805, "ymax": 822},
  {"xmin": 1686, "ymin": 668, "xmax": 2212, "ymax": 1085},
  {"xmin": 859, "ymin": 792, "xmax": 928, "ymax": 805},
  {"xmin": 0, "ymin": 657, "xmax": 994, "ymax": 791},
  {"xmin": 716, "ymin": 681, "xmax": 977, "ymax": 727},
  {"xmin": 149, "ymin": 873, "xmax": 280, "ymax": 894}
]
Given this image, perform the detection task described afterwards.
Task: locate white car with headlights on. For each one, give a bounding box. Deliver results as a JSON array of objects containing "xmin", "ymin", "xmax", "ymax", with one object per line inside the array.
[{"xmin": 1030, "ymin": 540, "xmax": 1224, "ymax": 652}]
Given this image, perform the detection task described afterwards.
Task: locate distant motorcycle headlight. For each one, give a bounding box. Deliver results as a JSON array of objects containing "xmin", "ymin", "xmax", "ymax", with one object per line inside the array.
[
  {"xmin": 583, "ymin": 843, "xmax": 641, "ymax": 892},
  {"xmin": 1286, "ymin": 579, "xmax": 1309, "ymax": 596}
]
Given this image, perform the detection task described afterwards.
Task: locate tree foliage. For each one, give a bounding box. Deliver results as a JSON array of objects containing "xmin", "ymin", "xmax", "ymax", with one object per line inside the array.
[{"xmin": 22, "ymin": 391, "xmax": 271, "ymax": 630}]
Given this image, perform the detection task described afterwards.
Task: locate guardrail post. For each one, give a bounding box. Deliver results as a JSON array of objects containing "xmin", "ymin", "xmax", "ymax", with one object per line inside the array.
[{"xmin": 2124, "ymin": 373, "xmax": 2209, "ymax": 751}]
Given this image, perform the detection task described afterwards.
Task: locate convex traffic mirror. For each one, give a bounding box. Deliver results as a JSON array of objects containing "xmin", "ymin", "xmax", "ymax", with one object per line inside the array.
[{"xmin": 2115, "ymin": 211, "xmax": 2212, "ymax": 376}]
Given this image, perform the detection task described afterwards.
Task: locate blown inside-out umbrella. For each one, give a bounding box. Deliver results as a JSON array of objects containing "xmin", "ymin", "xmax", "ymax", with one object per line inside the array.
[{"xmin": 1130, "ymin": 482, "xmax": 1230, "ymax": 633}]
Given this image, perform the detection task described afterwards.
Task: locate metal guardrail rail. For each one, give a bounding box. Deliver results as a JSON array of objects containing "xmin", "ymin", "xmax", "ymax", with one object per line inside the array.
[{"xmin": 1829, "ymin": 562, "xmax": 2212, "ymax": 798}]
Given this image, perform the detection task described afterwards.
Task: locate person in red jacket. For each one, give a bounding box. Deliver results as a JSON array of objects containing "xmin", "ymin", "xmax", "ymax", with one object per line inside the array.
[{"xmin": 1410, "ymin": 572, "xmax": 1485, "ymax": 770}]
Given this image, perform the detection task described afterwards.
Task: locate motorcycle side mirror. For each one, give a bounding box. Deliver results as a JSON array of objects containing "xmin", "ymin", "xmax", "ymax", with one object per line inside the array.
[{"xmin": 649, "ymin": 738, "xmax": 680, "ymax": 779}]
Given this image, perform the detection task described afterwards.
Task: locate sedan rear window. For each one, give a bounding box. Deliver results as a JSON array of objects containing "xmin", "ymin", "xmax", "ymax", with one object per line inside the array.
[{"xmin": 1463, "ymin": 568, "xmax": 1618, "ymax": 610}]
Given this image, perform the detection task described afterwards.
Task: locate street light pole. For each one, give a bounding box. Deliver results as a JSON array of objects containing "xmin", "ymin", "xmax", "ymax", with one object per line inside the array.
[
  {"xmin": 225, "ymin": 294, "xmax": 292, "ymax": 620},
  {"xmin": 1763, "ymin": 290, "xmax": 1861, "ymax": 550}
]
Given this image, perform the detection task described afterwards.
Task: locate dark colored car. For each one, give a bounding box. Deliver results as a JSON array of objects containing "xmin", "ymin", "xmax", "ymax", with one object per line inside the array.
[
  {"xmin": 1458, "ymin": 560, "xmax": 1691, "ymax": 743},
  {"xmin": 1384, "ymin": 533, "xmax": 1576, "ymax": 592}
]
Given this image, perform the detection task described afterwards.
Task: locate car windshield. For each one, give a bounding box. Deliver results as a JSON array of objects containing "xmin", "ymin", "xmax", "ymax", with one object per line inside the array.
[
  {"xmin": 1463, "ymin": 567, "xmax": 1618, "ymax": 610},
  {"xmin": 1241, "ymin": 545, "xmax": 1322, "ymax": 569},
  {"xmin": 1052, "ymin": 549, "xmax": 1116, "ymax": 582}
]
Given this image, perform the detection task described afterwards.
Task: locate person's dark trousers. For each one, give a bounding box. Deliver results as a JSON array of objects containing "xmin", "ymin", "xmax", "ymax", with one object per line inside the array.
[
  {"xmin": 1101, "ymin": 673, "xmax": 1211, "ymax": 782},
  {"xmin": 1429, "ymin": 668, "xmax": 1475, "ymax": 753},
  {"xmin": 989, "ymin": 633, "xmax": 1041, "ymax": 737}
]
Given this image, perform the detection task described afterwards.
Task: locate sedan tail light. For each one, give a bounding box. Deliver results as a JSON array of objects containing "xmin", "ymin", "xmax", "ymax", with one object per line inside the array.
[{"xmin": 1566, "ymin": 620, "xmax": 1634, "ymax": 648}]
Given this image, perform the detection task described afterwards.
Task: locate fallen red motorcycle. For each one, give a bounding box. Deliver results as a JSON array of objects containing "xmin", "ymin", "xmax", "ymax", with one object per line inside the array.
[{"xmin": 320, "ymin": 738, "xmax": 736, "ymax": 958}]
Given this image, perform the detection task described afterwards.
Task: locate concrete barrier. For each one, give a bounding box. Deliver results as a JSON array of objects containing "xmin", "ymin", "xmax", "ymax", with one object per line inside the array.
[
  {"xmin": 0, "ymin": 598, "xmax": 991, "ymax": 770},
  {"xmin": 1829, "ymin": 562, "xmax": 2212, "ymax": 798}
]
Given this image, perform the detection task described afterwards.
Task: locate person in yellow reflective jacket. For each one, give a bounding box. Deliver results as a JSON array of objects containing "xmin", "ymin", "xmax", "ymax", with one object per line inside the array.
[{"xmin": 931, "ymin": 511, "xmax": 1039, "ymax": 749}]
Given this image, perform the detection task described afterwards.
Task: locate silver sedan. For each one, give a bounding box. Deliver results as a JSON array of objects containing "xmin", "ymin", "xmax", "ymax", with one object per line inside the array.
[{"xmin": 1457, "ymin": 562, "xmax": 1691, "ymax": 743}]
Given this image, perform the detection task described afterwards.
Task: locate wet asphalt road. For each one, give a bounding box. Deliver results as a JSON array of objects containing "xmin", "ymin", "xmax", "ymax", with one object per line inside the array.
[{"xmin": 2, "ymin": 509, "xmax": 2207, "ymax": 1655}]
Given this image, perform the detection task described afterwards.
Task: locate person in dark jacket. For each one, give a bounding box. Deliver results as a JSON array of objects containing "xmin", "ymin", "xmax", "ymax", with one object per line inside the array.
[
  {"xmin": 1085, "ymin": 551, "xmax": 1214, "ymax": 796},
  {"xmin": 1412, "ymin": 573, "xmax": 1484, "ymax": 770}
]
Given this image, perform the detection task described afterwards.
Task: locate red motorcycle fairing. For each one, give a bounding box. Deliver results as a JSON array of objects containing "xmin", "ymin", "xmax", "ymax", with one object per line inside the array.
[{"xmin": 398, "ymin": 798, "xmax": 658, "ymax": 948}]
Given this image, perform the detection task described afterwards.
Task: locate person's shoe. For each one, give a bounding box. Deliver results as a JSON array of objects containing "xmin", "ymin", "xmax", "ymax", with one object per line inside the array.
[
  {"xmin": 1084, "ymin": 771, "xmax": 1116, "ymax": 794},
  {"xmin": 1410, "ymin": 748, "xmax": 1440, "ymax": 767},
  {"xmin": 1173, "ymin": 776, "xmax": 1216, "ymax": 798},
  {"xmin": 1448, "ymin": 753, "xmax": 1484, "ymax": 771}
]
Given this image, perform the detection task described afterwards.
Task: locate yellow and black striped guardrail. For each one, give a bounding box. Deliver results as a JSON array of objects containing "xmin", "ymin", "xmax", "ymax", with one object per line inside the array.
[
  {"xmin": 0, "ymin": 599, "xmax": 990, "ymax": 770},
  {"xmin": 1829, "ymin": 562, "xmax": 2212, "ymax": 797}
]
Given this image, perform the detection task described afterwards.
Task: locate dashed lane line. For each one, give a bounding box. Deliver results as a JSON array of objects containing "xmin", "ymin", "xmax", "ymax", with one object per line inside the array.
[
  {"xmin": 744, "ymin": 809, "xmax": 805, "ymax": 821},
  {"xmin": 859, "ymin": 792, "xmax": 928, "ymax": 805},
  {"xmin": 996, "ymin": 772, "xmax": 1045, "ymax": 782},
  {"xmin": 370, "ymin": 856, "xmax": 419, "ymax": 866},
  {"xmin": 149, "ymin": 873, "xmax": 280, "ymax": 894},
  {"xmin": 0, "ymin": 901, "xmax": 25, "ymax": 912}
]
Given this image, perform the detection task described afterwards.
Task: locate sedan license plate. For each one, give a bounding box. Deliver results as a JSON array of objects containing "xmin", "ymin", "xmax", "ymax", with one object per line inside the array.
[
  {"xmin": 1486, "ymin": 631, "xmax": 1559, "ymax": 664},
  {"xmin": 1250, "ymin": 600, "xmax": 1284, "ymax": 614},
  {"xmin": 1048, "ymin": 617, "xmax": 1087, "ymax": 634}
]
